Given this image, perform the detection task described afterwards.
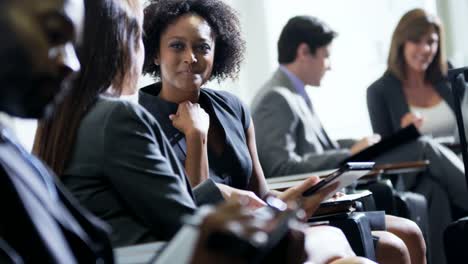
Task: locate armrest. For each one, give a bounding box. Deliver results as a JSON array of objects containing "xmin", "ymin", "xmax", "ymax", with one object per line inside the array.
[
  {"xmin": 266, "ymin": 169, "xmax": 335, "ymax": 184},
  {"xmin": 266, "ymin": 169, "xmax": 336, "ymax": 191},
  {"xmin": 374, "ymin": 160, "xmax": 430, "ymax": 175}
]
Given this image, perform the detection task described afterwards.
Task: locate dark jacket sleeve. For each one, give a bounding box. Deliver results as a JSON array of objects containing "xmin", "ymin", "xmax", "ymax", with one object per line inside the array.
[
  {"xmin": 336, "ymin": 139, "xmax": 357, "ymax": 149},
  {"xmin": 367, "ymin": 77, "xmax": 395, "ymax": 138},
  {"xmin": 102, "ymin": 101, "xmax": 198, "ymax": 239},
  {"xmin": 192, "ymin": 178, "xmax": 224, "ymax": 205},
  {"xmin": 253, "ymin": 91, "xmax": 350, "ymax": 178}
]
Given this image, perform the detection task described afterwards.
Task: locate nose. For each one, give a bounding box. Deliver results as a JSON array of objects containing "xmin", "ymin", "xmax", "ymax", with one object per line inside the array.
[
  {"xmin": 419, "ymin": 42, "xmax": 431, "ymax": 53},
  {"xmin": 325, "ymin": 59, "xmax": 331, "ymax": 71},
  {"xmin": 50, "ymin": 43, "xmax": 81, "ymax": 80},
  {"xmin": 183, "ymin": 48, "xmax": 197, "ymax": 64}
]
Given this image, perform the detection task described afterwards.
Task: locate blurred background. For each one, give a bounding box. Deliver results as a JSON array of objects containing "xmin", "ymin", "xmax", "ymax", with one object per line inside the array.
[{"xmin": 10, "ymin": 0, "xmax": 468, "ymax": 151}]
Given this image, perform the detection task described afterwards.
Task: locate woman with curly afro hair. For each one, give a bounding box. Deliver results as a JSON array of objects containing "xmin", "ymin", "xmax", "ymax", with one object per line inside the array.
[{"xmin": 139, "ymin": 0, "xmax": 342, "ymax": 217}]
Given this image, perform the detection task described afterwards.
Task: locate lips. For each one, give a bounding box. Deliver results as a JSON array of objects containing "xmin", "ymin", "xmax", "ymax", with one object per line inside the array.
[
  {"xmin": 178, "ymin": 69, "xmax": 203, "ymax": 78},
  {"xmin": 415, "ymin": 56, "xmax": 431, "ymax": 63}
]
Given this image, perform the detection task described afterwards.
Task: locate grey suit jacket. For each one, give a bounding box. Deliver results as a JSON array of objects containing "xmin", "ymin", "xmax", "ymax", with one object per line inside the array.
[
  {"xmin": 252, "ymin": 69, "xmax": 350, "ymax": 178},
  {"xmin": 63, "ymin": 96, "xmax": 223, "ymax": 247},
  {"xmin": 367, "ymin": 71, "xmax": 457, "ymax": 138}
]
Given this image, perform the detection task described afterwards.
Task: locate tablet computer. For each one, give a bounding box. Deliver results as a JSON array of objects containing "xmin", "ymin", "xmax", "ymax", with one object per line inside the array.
[
  {"xmin": 302, "ymin": 162, "xmax": 375, "ymax": 199},
  {"xmin": 341, "ymin": 125, "xmax": 420, "ymax": 164}
]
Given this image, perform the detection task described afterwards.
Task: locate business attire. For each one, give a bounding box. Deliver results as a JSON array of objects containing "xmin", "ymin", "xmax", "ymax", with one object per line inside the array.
[
  {"xmin": 0, "ymin": 123, "xmax": 113, "ymax": 263},
  {"xmin": 251, "ymin": 67, "xmax": 351, "ymax": 178},
  {"xmin": 367, "ymin": 71, "xmax": 459, "ymax": 138},
  {"xmin": 63, "ymin": 96, "xmax": 223, "ymax": 247},
  {"xmin": 139, "ymin": 83, "xmax": 253, "ymax": 190},
  {"xmin": 254, "ymin": 67, "xmax": 468, "ymax": 264}
]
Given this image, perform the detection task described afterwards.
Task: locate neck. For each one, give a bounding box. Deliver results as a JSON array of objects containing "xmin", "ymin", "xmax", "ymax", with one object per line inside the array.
[
  {"xmin": 283, "ymin": 63, "xmax": 306, "ymax": 84},
  {"xmin": 0, "ymin": 113, "xmax": 12, "ymax": 129},
  {"xmin": 404, "ymin": 67, "xmax": 427, "ymax": 88},
  {"xmin": 159, "ymin": 82, "xmax": 200, "ymax": 104}
]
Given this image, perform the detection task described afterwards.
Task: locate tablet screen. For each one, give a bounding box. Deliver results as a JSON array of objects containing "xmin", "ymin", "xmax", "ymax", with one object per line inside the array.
[{"xmin": 302, "ymin": 162, "xmax": 374, "ymax": 199}]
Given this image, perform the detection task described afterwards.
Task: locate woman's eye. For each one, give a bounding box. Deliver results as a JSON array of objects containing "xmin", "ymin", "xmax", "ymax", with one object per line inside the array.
[
  {"xmin": 47, "ymin": 30, "xmax": 66, "ymax": 45},
  {"xmin": 198, "ymin": 44, "xmax": 211, "ymax": 53},
  {"xmin": 42, "ymin": 15, "xmax": 72, "ymax": 45},
  {"xmin": 170, "ymin": 43, "xmax": 184, "ymax": 50}
]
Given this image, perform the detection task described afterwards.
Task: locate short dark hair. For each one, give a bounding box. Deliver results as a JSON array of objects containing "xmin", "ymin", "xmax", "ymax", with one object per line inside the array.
[
  {"xmin": 277, "ymin": 16, "xmax": 336, "ymax": 64},
  {"xmin": 143, "ymin": 0, "xmax": 245, "ymax": 81}
]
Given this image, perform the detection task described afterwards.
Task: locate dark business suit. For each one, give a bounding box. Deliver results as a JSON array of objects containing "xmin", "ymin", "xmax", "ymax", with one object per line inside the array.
[
  {"xmin": 63, "ymin": 96, "xmax": 223, "ymax": 247},
  {"xmin": 367, "ymin": 71, "xmax": 459, "ymax": 138},
  {"xmin": 0, "ymin": 125, "xmax": 113, "ymax": 263},
  {"xmin": 251, "ymin": 68, "xmax": 351, "ymax": 178}
]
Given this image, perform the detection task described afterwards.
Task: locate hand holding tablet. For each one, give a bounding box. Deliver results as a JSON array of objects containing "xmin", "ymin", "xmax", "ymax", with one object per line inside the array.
[{"xmin": 302, "ymin": 162, "xmax": 375, "ymax": 200}]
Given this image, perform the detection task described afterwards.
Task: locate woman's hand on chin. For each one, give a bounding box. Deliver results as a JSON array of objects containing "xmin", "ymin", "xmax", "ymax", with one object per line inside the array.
[{"xmin": 170, "ymin": 101, "xmax": 210, "ymax": 137}]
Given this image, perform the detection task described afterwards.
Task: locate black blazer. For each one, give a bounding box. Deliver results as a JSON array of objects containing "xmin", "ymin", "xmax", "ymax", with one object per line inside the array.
[{"xmin": 367, "ymin": 71, "xmax": 459, "ymax": 138}]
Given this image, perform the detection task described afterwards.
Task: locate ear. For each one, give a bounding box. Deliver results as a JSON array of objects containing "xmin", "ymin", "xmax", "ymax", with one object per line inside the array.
[
  {"xmin": 296, "ymin": 43, "xmax": 311, "ymax": 60},
  {"xmin": 154, "ymin": 56, "xmax": 160, "ymax": 66}
]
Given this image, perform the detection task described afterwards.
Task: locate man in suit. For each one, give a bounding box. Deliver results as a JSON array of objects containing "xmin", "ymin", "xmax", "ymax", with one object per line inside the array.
[
  {"xmin": 251, "ymin": 16, "xmax": 380, "ymax": 179},
  {"xmin": 0, "ymin": 4, "xmax": 343, "ymax": 264},
  {"xmin": 252, "ymin": 15, "xmax": 468, "ymax": 264},
  {"xmin": 251, "ymin": 16, "xmax": 435, "ymax": 264},
  {"xmin": 0, "ymin": 0, "xmax": 115, "ymax": 262}
]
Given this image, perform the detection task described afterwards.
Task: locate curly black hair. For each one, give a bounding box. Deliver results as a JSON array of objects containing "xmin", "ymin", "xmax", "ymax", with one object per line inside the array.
[{"xmin": 143, "ymin": 0, "xmax": 245, "ymax": 81}]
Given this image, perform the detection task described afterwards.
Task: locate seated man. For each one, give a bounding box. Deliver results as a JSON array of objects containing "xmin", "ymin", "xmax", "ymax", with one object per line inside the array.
[
  {"xmin": 0, "ymin": 1, "xmax": 315, "ymax": 263},
  {"xmin": 0, "ymin": 0, "xmax": 114, "ymax": 262},
  {"xmin": 251, "ymin": 16, "xmax": 429, "ymax": 264}
]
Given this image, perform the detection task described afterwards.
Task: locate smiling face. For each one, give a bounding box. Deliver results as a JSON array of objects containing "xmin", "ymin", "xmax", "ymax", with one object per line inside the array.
[
  {"xmin": 0, "ymin": 0, "xmax": 84, "ymax": 118},
  {"xmin": 156, "ymin": 14, "xmax": 215, "ymax": 97},
  {"xmin": 403, "ymin": 27, "xmax": 439, "ymax": 74}
]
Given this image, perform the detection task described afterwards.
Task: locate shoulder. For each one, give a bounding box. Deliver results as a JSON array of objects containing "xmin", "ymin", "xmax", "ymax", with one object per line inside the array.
[
  {"xmin": 87, "ymin": 96, "xmax": 162, "ymax": 138},
  {"xmin": 367, "ymin": 72, "xmax": 401, "ymax": 96},
  {"xmin": 203, "ymin": 88, "xmax": 247, "ymax": 113},
  {"xmin": 257, "ymin": 86, "xmax": 296, "ymax": 108},
  {"xmin": 251, "ymin": 72, "xmax": 289, "ymax": 110},
  {"xmin": 89, "ymin": 97, "xmax": 144, "ymax": 122},
  {"xmin": 251, "ymin": 86, "xmax": 298, "ymax": 124},
  {"xmin": 203, "ymin": 88, "xmax": 242, "ymax": 105},
  {"xmin": 203, "ymin": 88, "xmax": 251, "ymax": 129}
]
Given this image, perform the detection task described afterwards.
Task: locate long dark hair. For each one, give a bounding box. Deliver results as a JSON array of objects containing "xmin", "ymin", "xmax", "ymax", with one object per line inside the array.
[{"xmin": 34, "ymin": 0, "xmax": 141, "ymax": 176}]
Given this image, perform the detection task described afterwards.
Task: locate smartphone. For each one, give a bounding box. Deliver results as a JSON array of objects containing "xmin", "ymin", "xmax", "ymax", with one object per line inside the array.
[{"xmin": 302, "ymin": 162, "xmax": 375, "ymax": 197}]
